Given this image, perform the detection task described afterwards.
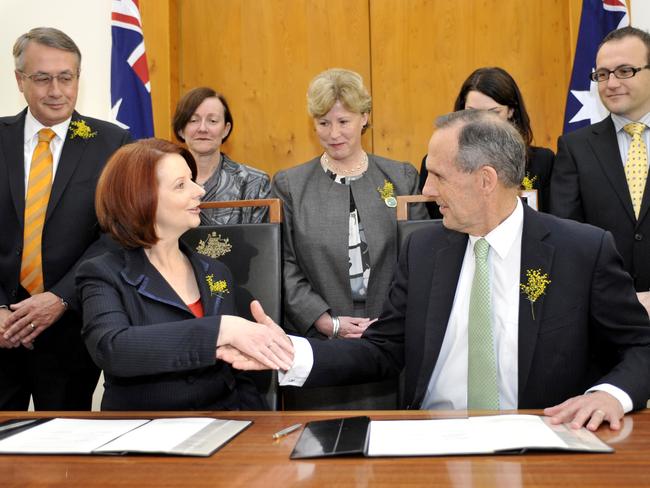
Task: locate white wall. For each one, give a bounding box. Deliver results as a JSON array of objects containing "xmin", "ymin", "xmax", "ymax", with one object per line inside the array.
[
  {"xmin": 0, "ymin": 0, "xmax": 112, "ymax": 120},
  {"xmin": 632, "ymin": 0, "xmax": 650, "ymax": 28}
]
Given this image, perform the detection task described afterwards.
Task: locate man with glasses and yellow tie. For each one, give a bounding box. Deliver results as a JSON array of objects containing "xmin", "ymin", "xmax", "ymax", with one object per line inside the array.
[
  {"xmin": 0, "ymin": 27, "xmax": 130, "ymax": 410},
  {"xmin": 551, "ymin": 26, "xmax": 650, "ymax": 316}
]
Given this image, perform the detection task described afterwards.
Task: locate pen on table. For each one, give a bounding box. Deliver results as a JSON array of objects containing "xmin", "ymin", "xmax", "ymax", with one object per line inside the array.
[{"xmin": 272, "ymin": 423, "xmax": 302, "ymax": 440}]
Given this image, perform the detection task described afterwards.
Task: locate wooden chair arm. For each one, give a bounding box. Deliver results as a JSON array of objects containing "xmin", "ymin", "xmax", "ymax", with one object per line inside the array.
[
  {"xmin": 199, "ymin": 198, "xmax": 283, "ymax": 223},
  {"xmin": 396, "ymin": 195, "xmax": 437, "ymax": 220}
]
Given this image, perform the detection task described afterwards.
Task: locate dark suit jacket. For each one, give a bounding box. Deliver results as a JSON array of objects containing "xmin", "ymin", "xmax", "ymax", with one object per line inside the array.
[
  {"xmin": 0, "ymin": 109, "xmax": 130, "ymax": 352},
  {"xmin": 551, "ymin": 116, "xmax": 650, "ymax": 291},
  {"xmin": 272, "ymin": 154, "xmax": 428, "ymax": 337},
  {"xmin": 420, "ymin": 146, "xmax": 554, "ymax": 217},
  {"xmin": 304, "ymin": 204, "xmax": 650, "ymax": 410},
  {"xmin": 76, "ymin": 243, "xmax": 263, "ymax": 411}
]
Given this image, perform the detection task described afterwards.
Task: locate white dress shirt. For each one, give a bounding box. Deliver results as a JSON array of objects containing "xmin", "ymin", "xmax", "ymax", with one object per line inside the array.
[
  {"xmin": 281, "ymin": 198, "xmax": 633, "ymax": 412},
  {"xmin": 421, "ymin": 198, "xmax": 524, "ymax": 409},
  {"xmin": 23, "ymin": 110, "xmax": 71, "ymax": 193}
]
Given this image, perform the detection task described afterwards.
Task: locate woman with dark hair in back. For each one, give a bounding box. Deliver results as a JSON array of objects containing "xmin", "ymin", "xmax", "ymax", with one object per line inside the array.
[
  {"xmin": 75, "ymin": 139, "xmax": 291, "ymax": 411},
  {"xmin": 173, "ymin": 87, "xmax": 271, "ymax": 224},
  {"xmin": 420, "ymin": 67, "xmax": 554, "ymax": 215}
]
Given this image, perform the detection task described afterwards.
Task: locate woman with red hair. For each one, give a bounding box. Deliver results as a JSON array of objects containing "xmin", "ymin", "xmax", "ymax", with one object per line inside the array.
[{"xmin": 76, "ymin": 139, "xmax": 291, "ymax": 410}]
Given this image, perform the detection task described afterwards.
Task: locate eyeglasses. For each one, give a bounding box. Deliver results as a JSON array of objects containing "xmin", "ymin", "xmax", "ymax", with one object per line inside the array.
[
  {"xmin": 17, "ymin": 71, "xmax": 79, "ymax": 87},
  {"xmin": 589, "ymin": 65, "xmax": 650, "ymax": 83}
]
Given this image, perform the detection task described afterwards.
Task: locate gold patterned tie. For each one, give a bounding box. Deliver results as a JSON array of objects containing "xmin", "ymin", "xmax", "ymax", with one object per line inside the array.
[
  {"xmin": 624, "ymin": 122, "xmax": 648, "ymax": 219},
  {"xmin": 20, "ymin": 128, "xmax": 56, "ymax": 295}
]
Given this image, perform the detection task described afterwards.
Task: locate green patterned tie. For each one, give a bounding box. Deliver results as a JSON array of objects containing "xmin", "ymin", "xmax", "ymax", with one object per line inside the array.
[{"xmin": 467, "ymin": 238, "xmax": 500, "ymax": 410}]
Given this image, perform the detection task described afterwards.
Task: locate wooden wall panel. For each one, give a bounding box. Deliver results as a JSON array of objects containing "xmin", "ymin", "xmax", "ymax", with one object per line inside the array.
[
  {"xmin": 140, "ymin": 0, "xmax": 588, "ymax": 176},
  {"xmin": 177, "ymin": 0, "xmax": 371, "ymax": 175},
  {"xmin": 369, "ymin": 0, "xmax": 573, "ymax": 168},
  {"xmin": 140, "ymin": 0, "xmax": 177, "ymax": 141}
]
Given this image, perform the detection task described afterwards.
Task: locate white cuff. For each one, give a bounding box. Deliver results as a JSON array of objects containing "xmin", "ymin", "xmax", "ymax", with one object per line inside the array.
[
  {"xmin": 278, "ymin": 335, "xmax": 314, "ymax": 387},
  {"xmin": 586, "ymin": 383, "xmax": 633, "ymax": 413}
]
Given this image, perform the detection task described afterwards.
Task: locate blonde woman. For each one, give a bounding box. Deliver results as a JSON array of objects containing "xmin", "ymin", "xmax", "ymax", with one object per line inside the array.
[{"xmin": 272, "ymin": 68, "xmax": 428, "ymax": 409}]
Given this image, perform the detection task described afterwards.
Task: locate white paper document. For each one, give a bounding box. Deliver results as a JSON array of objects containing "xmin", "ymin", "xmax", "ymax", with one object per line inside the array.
[
  {"xmin": 0, "ymin": 419, "xmax": 148, "ymax": 454},
  {"xmin": 0, "ymin": 417, "xmax": 251, "ymax": 457},
  {"xmin": 367, "ymin": 415, "xmax": 612, "ymax": 457}
]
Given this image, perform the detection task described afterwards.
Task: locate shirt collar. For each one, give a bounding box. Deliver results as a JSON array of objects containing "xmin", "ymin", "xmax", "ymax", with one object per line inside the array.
[
  {"xmin": 468, "ymin": 197, "xmax": 523, "ymax": 260},
  {"xmin": 611, "ymin": 112, "xmax": 650, "ymax": 133},
  {"xmin": 24, "ymin": 109, "xmax": 71, "ymax": 143}
]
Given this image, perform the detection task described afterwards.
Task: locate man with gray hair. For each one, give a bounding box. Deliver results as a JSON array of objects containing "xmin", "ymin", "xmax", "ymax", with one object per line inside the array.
[
  {"xmin": 223, "ymin": 109, "xmax": 650, "ymax": 430},
  {"xmin": 0, "ymin": 27, "xmax": 131, "ymax": 410}
]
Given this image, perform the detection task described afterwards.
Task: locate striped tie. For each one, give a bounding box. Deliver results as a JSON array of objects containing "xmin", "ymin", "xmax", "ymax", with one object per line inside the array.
[
  {"xmin": 624, "ymin": 122, "xmax": 648, "ymax": 219},
  {"xmin": 20, "ymin": 128, "xmax": 56, "ymax": 295},
  {"xmin": 467, "ymin": 238, "xmax": 500, "ymax": 410}
]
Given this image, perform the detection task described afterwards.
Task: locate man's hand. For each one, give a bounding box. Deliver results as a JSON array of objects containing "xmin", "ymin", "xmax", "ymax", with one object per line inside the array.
[
  {"xmin": 216, "ymin": 300, "xmax": 294, "ymax": 370},
  {"xmin": 3, "ymin": 292, "xmax": 66, "ymax": 346},
  {"xmin": 636, "ymin": 291, "xmax": 650, "ymax": 317},
  {"xmin": 217, "ymin": 345, "xmax": 270, "ymax": 370},
  {"xmin": 543, "ymin": 391, "xmax": 625, "ymax": 431},
  {"xmin": 0, "ymin": 308, "xmax": 18, "ymax": 348}
]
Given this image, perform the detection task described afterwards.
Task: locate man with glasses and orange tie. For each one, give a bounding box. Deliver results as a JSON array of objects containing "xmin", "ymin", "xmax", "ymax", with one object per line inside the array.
[
  {"xmin": 0, "ymin": 27, "xmax": 130, "ymax": 410},
  {"xmin": 551, "ymin": 26, "xmax": 650, "ymax": 315}
]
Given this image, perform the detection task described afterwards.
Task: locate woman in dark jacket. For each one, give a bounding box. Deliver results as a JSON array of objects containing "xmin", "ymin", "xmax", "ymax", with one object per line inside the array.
[
  {"xmin": 76, "ymin": 139, "xmax": 291, "ymax": 410},
  {"xmin": 420, "ymin": 67, "xmax": 554, "ymax": 216}
]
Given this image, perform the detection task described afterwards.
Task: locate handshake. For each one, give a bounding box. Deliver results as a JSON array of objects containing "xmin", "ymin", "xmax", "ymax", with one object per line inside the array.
[{"xmin": 216, "ymin": 300, "xmax": 294, "ymax": 371}]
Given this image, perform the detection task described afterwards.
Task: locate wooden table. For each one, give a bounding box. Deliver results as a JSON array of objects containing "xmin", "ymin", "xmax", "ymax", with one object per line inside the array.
[{"xmin": 1, "ymin": 410, "xmax": 649, "ymax": 487}]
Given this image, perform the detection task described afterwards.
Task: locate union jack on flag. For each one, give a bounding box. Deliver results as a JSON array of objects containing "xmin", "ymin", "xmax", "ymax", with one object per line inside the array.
[
  {"xmin": 111, "ymin": 0, "xmax": 154, "ymax": 140},
  {"xmin": 562, "ymin": 0, "xmax": 628, "ymax": 134}
]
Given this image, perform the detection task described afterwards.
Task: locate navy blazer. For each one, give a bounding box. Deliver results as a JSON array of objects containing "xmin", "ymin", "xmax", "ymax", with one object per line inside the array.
[
  {"xmin": 76, "ymin": 243, "xmax": 263, "ymax": 411},
  {"xmin": 304, "ymin": 204, "xmax": 650, "ymax": 410}
]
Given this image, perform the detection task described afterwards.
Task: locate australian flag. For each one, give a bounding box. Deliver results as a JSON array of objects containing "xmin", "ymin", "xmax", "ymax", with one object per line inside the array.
[
  {"xmin": 111, "ymin": 0, "xmax": 154, "ymax": 140},
  {"xmin": 562, "ymin": 0, "xmax": 628, "ymax": 134}
]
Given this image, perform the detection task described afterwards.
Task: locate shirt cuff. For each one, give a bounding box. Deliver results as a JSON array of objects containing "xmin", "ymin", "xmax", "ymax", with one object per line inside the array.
[
  {"xmin": 586, "ymin": 384, "xmax": 633, "ymax": 413},
  {"xmin": 278, "ymin": 335, "xmax": 314, "ymax": 387}
]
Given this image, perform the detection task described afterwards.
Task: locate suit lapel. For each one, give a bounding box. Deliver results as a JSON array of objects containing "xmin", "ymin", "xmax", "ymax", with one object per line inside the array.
[
  {"xmin": 313, "ymin": 162, "xmax": 352, "ymax": 297},
  {"xmin": 46, "ymin": 111, "xmax": 89, "ymax": 222},
  {"xmin": 120, "ymin": 248, "xmax": 190, "ymax": 315},
  {"xmin": 413, "ymin": 230, "xmax": 467, "ymax": 406},
  {"xmin": 0, "ymin": 110, "xmax": 28, "ymax": 226},
  {"xmin": 588, "ymin": 117, "xmax": 636, "ymax": 222},
  {"xmin": 517, "ymin": 205, "xmax": 554, "ymax": 402},
  {"xmin": 185, "ymin": 243, "xmax": 226, "ymax": 316},
  {"xmin": 350, "ymin": 159, "xmax": 397, "ymax": 312}
]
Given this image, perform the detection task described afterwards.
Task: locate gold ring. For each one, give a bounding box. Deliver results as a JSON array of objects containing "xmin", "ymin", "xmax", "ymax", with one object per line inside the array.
[
  {"xmin": 594, "ymin": 409, "xmax": 606, "ymax": 416},
  {"xmin": 29, "ymin": 322, "xmax": 36, "ymax": 330}
]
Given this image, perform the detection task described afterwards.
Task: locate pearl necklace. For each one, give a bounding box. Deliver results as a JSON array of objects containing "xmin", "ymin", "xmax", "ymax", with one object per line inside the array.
[{"xmin": 320, "ymin": 152, "xmax": 368, "ymax": 176}]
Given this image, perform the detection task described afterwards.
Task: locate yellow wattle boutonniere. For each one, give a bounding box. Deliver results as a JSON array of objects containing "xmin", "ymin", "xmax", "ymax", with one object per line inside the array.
[
  {"xmin": 69, "ymin": 120, "xmax": 97, "ymax": 139},
  {"xmin": 520, "ymin": 269, "xmax": 551, "ymax": 320},
  {"xmin": 377, "ymin": 179, "xmax": 397, "ymax": 208},
  {"xmin": 521, "ymin": 173, "xmax": 537, "ymax": 191},
  {"xmin": 206, "ymin": 274, "xmax": 229, "ymax": 297}
]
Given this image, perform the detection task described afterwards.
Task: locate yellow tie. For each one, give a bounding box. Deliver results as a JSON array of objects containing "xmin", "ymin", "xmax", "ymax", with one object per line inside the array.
[
  {"xmin": 624, "ymin": 122, "xmax": 648, "ymax": 218},
  {"xmin": 20, "ymin": 128, "xmax": 56, "ymax": 295}
]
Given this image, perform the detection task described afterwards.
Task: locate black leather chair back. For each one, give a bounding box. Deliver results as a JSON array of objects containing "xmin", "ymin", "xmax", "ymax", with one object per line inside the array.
[{"xmin": 181, "ymin": 205, "xmax": 282, "ymax": 410}]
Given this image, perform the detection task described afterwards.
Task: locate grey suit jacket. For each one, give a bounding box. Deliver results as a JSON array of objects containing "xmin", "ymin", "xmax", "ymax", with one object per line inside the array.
[{"xmin": 272, "ymin": 154, "xmax": 428, "ymax": 336}]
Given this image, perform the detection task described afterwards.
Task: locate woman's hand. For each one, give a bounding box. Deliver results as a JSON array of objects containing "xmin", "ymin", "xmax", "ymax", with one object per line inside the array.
[
  {"xmin": 338, "ymin": 316, "xmax": 376, "ymax": 338},
  {"xmin": 313, "ymin": 312, "xmax": 377, "ymax": 339},
  {"xmin": 216, "ymin": 300, "xmax": 293, "ymax": 370}
]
